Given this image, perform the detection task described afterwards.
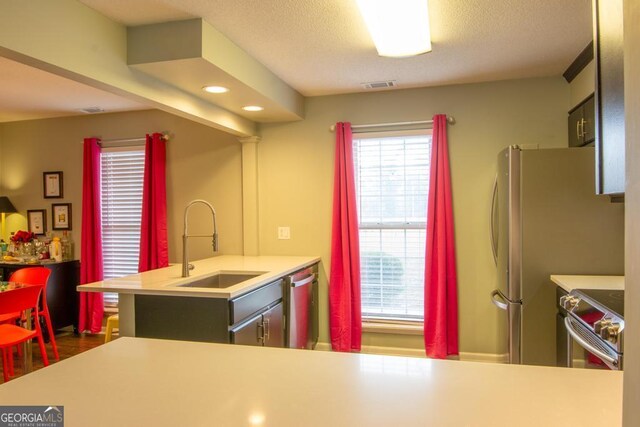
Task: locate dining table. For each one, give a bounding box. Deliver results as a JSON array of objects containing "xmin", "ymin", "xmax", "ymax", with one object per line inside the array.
[{"xmin": 0, "ymin": 281, "xmax": 36, "ymax": 374}]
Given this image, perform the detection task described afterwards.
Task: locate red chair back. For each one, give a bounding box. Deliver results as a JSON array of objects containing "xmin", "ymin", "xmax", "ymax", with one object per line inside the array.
[
  {"xmin": 0, "ymin": 285, "xmax": 42, "ymax": 315},
  {"xmin": 9, "ymin": 267, "xmax": 51, "ymax": 288}
]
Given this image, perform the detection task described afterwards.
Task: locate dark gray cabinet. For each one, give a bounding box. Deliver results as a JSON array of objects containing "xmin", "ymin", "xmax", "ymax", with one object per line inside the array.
[
  {"xmin": 593, "ymin": 0, "xmax": 625, "ymax": 195},
  {"xmin": 568, "ymin": 95, "xmax": 595, "ymax": 147},
  {"xmin": 134, "ymin": 278, "xmax": 285, "ymax": 347},
  {"xmin": 231, "ymin": 302, "xmax": 283, "ymax": 347},
  {"xmin": 231, "ymin": 312, "xmax": 263, "ymax": 346}
]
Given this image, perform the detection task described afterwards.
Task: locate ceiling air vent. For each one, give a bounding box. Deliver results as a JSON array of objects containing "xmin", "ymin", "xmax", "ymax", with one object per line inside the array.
[
  {"xmin": 79, "ymin": 107, "xmax": 105, "ymax": 114},
  {"xmin": 361, "ymin": 80, "xmax": 397, "ymax": 90}
]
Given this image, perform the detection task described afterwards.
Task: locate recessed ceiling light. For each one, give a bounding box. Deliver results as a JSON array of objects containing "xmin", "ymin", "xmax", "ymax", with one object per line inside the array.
[
  {"xmin": 356, "ymin": 0, "xmax": 432, "ymax": 58},
  {"xmin": 202, "ymin": 85, "xmax": 229, "ymax": 94},
  {"xmin": 242, "ymin": 106, "xmax": 264, "ymax": 112}
]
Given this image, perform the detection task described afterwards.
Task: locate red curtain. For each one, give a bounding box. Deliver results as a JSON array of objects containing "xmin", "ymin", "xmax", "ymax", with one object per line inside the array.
[
  {"xmin": 138, "ymin": 133, "xmax": 169, "ymax": 272},
  {"xmin": 79, "ymin": 138, "xmax": 104, "ymax": 333},
  {"xmin": 424, "ymin": 114, "xmax": 459, "ymax": 358},
  {"xmin": 329, "ymin": 122, "xmax": 362, "ymax": 352}
]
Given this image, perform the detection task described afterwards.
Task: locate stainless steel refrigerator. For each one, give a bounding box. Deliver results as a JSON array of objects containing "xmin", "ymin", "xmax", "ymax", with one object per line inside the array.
[{"xmin": 490, "ymin": 146, "xmax": 624, "ymax": 366}]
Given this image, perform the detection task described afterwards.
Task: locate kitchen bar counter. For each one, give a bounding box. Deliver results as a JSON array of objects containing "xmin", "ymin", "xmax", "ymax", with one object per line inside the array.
[
  {"xmin": 551, "ymin": 275, "xmax": 624, "ymax": 292},
  {"xmin": 77, "ymin": 255, "xmax": 320, "ymax": 299},
  {"xmin": 0, "ymin": 337, "xmax": 622, "ymax": 426}
]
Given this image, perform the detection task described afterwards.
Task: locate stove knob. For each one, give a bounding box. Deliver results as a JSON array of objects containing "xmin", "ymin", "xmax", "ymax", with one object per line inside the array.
[
  {"xmin": 560, "ymin": 295, "xmax": 579, "ymax": 310},
  {"xmin": 594, "ymin": 319, "xmax": 611, "ymax": 334},
  {"xmin": 601, "ymin": 323, "xmax": 620, "ymax": 343}
]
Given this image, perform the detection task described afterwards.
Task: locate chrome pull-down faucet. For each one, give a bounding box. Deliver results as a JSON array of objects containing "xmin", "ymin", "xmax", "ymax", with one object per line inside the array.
[{"xmin": 182, "ymin": 199, "xmax": 218, "ymax": 277}]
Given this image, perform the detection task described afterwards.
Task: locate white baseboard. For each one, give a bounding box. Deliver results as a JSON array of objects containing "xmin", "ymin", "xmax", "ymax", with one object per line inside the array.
[
  {"xmin": 458, "ymin": 352, "xmax": 509, "ymax": 364},
  {"xmin": 571, "ymin": 359, "xmax": 586, "ymax": 369},
  {"xmin": 314, "ymin": 342, "xmax": 507, "ymax": 363}
]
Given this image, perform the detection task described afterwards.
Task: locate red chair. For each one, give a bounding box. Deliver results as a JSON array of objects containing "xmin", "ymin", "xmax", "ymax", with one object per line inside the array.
[
  {"xmin": 0, "ymin": 310, "xmax": 20, "ymax": 325},
  {"xmin": 0, "ymin": 284, "xmax": 49, "ymax": 382},
  {"xmin": 8, "ymin": 268, "xmax": 59, "ymax": 361}
]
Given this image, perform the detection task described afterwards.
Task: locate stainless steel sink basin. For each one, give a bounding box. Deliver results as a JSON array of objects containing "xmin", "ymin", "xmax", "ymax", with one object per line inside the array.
[{"xmin": 176, "ymin": 272, "xmax": 265, "ymax": 289}]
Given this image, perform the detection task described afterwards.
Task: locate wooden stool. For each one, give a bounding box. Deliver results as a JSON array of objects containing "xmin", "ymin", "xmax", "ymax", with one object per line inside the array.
[{"xmin": 105, "ymin": 314, "xmax": 119, "ymax": 343}]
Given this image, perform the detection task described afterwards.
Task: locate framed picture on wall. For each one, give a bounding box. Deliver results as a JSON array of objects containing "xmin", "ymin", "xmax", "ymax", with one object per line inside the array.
[
  {"xmin": 27, "ymin": 209, "xmax": 47, "ymax": 235},
  {"xmin": 52, "ymin": 203, "xmax": 72, "ymax": 230},
  {"xmin": 43, "ymin": 171, "xmax": 64, "ymax": 198}
]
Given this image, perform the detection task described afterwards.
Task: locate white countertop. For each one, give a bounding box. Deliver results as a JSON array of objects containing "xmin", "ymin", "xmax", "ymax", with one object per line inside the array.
[
  {"xmin": 77, "ymin": 255, "xmax": 320, "ymax": 298},
  {"xmin": 551, "ymin": 275, "xmax": 625, "ymax": 292},
  {"xmin": 0, "ymin": 337, "xmax": 622, "ymax": 426}
]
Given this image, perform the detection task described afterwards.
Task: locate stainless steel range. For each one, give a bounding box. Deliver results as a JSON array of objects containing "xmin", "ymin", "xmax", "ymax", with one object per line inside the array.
[{"xmin": 560, "ymin": 289, "xmax": 624, "ymax": 370}]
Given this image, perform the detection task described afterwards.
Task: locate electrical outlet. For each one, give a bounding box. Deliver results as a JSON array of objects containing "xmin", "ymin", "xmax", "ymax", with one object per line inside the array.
[{"xmin": 278, "ymin": 226, "xmax": 291, "ymax": 240}]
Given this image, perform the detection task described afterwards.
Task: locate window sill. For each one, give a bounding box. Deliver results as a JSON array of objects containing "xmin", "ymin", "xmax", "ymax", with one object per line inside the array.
[{"xmin": 362, "ymin": 320, "xmax": 423, "ymax": 336}]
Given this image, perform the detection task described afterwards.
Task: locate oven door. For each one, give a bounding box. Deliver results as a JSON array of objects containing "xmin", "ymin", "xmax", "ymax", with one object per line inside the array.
[{"xmin": 564, "ymin": 316, "xmax": 622, "ymax": 370}]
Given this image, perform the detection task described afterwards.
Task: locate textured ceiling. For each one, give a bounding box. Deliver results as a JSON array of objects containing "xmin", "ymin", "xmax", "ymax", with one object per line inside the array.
[
  {"xmin": 0, "ymin": 0, "xmax": 592, "ymax": 123},
  {"xmin": 0, "ymin": 57, "xmax": 147, "ymax": 123},
  {"xmin": 79, "ymin": 0, "xmax": 593, "ymax": 96}
]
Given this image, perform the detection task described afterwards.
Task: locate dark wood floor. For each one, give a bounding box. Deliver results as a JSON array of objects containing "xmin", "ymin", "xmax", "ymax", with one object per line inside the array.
[{"xmin": 1, "ymin": 332, "xmax": 107, "ymax": 382}]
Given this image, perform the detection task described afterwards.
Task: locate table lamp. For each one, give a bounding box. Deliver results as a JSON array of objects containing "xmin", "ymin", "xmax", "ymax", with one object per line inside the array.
[{"xmin": 0, "ymin": 196, "xmax": 17, "ymax": 242}]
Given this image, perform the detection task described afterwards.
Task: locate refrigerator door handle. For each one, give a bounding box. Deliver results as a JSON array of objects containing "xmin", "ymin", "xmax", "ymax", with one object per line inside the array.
[
  {"xmin": 489, "ymin": 174, "xmax": 498, "ymax": 266},
  {"xmin": 490, "ymin": 290, "xmax": 508, "ymax": 310}
]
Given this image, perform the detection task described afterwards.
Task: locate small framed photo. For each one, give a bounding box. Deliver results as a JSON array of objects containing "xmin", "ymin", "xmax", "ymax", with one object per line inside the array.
[
  {"xmin": 27, "ymin": 209, "xmax": 47, "ymax": 235},
  {"xmin": 52, "ymin": 203, "xmax": 72, "ymax": 230},
  {"xmin": 43, "ymin": 171, "xmax": 64, "ymax": 199}
]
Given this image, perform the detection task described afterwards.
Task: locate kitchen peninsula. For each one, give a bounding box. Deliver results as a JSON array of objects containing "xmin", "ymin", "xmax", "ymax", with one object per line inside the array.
[
  {"xmin": 78, "ymin": 256, "xmax": 320, "ymax": 345},
  {"xmin": 0, "ymin": 337, "xmax": 623, "ymax": 426}
]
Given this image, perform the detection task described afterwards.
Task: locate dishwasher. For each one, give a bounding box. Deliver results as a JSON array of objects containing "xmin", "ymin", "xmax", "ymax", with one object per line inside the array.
[{"xmin": 284, "ymin": 264, "xmax": 318, "ymax": 349}]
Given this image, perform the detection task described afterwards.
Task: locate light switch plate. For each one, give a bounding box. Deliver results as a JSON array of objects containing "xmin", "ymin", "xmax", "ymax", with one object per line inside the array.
[{"xmin": 278, "ymin": 226, "xmax": 291, "ymax": 240}]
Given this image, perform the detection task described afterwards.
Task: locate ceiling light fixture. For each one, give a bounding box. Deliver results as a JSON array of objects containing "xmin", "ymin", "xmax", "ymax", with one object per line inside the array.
[
  {"xmin": 355, "ymin": 0, "xmax": 432, "ymax": 58},
  {"xmin": 242, "ymin": 106, "xmax": 264, "ymax": 112},
  {"xmin": 202, "ymin": 85, "xmax": 229, "ymax": 94}
]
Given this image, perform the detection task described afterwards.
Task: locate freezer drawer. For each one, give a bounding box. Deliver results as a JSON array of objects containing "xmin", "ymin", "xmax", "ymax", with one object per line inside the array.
[{"xmin": 491, "ymin": 289, "xmax": 522, "ymax": 364}]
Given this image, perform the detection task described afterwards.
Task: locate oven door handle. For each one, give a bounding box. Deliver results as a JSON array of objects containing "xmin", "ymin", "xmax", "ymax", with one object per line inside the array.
[{"xmin": 564, "ymin": 317, "xmax": 617, "ymax": 366}]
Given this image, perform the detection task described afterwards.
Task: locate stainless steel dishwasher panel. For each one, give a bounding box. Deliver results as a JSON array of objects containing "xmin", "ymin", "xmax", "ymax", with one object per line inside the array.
[{"xmin": 285, "ymin": 265, "xmax": 318, "ymax": 349}]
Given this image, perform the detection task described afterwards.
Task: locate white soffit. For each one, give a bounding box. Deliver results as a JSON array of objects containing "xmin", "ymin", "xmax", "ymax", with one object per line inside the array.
[
  {"xmin": 127, "ymin": 19, "xmax": 304, "ymax": 122},
  {"xmin": 0, "ymin": 57, "xmax": 147, "ymax": 123},
  {"xmin": 79, "ymin": 0, "xmax": 593, "ymax": 96}
]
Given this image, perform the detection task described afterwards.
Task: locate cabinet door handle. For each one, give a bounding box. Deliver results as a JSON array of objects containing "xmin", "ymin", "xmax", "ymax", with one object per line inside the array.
[
  {"xmin": 263, "ymin": 318, "xmax": 270, "ymax": 341},
  {"xmin": 576, "ymin": 120, "xmax": 581, "ymax": 139},
  {"xmin": 257, "ymin": 322, "xmax": 265, "ymax": 344}
]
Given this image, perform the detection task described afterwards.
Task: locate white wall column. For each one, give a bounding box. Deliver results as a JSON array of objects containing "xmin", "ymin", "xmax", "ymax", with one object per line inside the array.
[{"xmin": 239, "ymin": 136, "xmax": 261, "ymax": 256}]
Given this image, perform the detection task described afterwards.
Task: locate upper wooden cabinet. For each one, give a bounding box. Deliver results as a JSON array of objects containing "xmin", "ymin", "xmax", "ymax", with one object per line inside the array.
[
  {"xmin": 568, "ymin": 95, "xmax": 595, "ymax": 147},
  {"xmin": 594, "ymin": 0, "xmax": 625, "ymax": 195}
]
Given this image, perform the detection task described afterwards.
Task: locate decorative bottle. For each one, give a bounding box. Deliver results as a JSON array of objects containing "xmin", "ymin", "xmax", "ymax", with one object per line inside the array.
[
  {"xmin": 50, "ymin": 237, "xmax": 63, "ymax": 262},
  {"xmin": 61, "ymin": 231, "xmax": 74, "ymax": 260}
]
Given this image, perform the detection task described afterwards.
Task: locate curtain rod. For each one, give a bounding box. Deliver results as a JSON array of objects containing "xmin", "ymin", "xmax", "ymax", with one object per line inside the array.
[
  {"xmin": 80, "ymin": 133, "xmax": 170, "ymax": 146},
  {"xmin": 329, "ymin": 116, "xmax": 455, "ymax": 132}
]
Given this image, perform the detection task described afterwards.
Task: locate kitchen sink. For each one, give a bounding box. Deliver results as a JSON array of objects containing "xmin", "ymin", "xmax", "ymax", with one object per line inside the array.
[{"xmin": 176, "ymin": 272, "xmax": 266, "ymax": 289}]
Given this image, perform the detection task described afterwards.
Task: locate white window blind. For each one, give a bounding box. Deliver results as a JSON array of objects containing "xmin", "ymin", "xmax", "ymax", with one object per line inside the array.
[
  {"xmin": 353, "ymin": 132, "xmax": 432, "ymax": 321},
  {"xmin": 100, "ymin": 147, "xmax": 145, "ymax": 307}
]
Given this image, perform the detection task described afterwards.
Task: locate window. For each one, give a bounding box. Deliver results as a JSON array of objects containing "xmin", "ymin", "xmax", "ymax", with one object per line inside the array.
[
  {"xmin": 100, "ymin": 146, "xmax": 145, "ymax": 307},
  {"xmin": 353, "ymin": 131, "xmax": 432, "ymax": 321}
]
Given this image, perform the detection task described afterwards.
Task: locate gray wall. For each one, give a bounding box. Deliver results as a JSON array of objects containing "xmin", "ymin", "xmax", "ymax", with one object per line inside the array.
[
  {"xmin": 0, "ymin": 109, "xmax": 244, "ymax": 261},
  {"xmin": 258, "ymin": 76, "xmax": 570, "ymax": 355}
]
